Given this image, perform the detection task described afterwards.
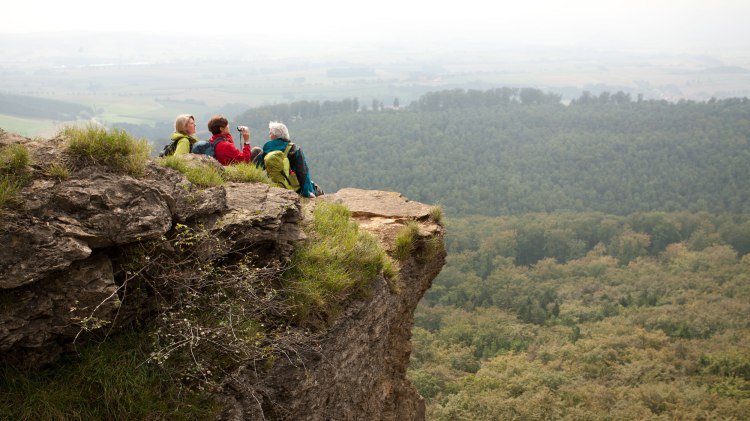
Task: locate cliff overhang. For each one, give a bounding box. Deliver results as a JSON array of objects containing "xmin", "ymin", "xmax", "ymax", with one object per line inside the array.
[{"xmin": 0, "ymin": 132, "xmax": 445, "ymax": 420}]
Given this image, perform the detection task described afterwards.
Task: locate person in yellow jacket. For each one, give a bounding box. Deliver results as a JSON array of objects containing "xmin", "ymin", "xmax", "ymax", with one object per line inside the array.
[{"xmin": 170, "ymin": 114, "xmax": 199, "ymax": 155}]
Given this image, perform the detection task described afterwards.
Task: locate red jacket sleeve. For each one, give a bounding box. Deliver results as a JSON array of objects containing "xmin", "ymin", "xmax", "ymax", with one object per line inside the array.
[{"xmin": 215, "ymin": 142, "xmax": 252, "ymax": 166}]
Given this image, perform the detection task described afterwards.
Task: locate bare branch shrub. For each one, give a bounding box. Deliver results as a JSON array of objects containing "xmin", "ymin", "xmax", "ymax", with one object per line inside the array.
[{"xmin": 108, "ymin": 223, "xmax": 317, "ymax": 392}]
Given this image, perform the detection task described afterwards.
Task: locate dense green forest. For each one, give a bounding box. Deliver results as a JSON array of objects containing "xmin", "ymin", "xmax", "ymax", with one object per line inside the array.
[
  {"xmin": 245, "ymin": 90, "xmax": 750, "ymax": 216},
  {"xmin": 411, "ymin": 212, "xmax": 750, "ymax": 419},
  {"xmin": 237, "ymin": 90, "xmax": 750, "ymax": 418}
]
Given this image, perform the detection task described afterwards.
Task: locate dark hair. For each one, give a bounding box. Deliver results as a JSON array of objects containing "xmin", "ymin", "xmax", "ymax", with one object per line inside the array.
[{"xmin": 207, "ymin": 115, "xmax": 228, "ymax": 135}]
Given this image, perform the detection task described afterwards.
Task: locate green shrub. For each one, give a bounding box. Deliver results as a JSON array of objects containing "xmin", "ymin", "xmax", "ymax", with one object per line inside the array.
[
  {"xmin": 609, "ymin": 229, "xmax": 651, "ymax": 265},
  {"xmin": 45, "ymin": 162, "xmax": 71, "ymax": 180},
  {"xmin": 708, "ymin": 377, "xmax": 750, "ymax": 399},
  {"xmin": 223, "ymin": 162, "xmax": 272, "ymax": 184},
  {"xmin": 62, "ymin": 124, "xmax": 151, "ymax": 176},
  {"xmin": 160, "ymin": 155, "xmax": 224, "ymax": 187},
  {"xmin": 116, "ymin": 224, "xmax": 295, "ymax": 392},
  {"xmin": 700, "ymin": 351, "xmax": 750, "ymax": 380},
  {"xmin": 394, "ymin": 221, "xmax": 420, "ymax": 260},
  {"xmin": 382, "ymin": 257, "xmax": 397, "ymax": 280},
  {"xmin": 430, "ymin": 206, "xmax": 444, "ymax": 225},
  {"xmin": 0, "ymin": 144, "xmax": 31, "ymax": 208},
  {"xmin": 0, "ymin": 175, "xmax": 23, "ymax": 208},
  {"xmin": 409, "ymin": 367, "xmax": 450, "ymax": 399},
  {"xmin": 0, "ymin": 143, "xmax": 30, "ymax": 174},
  {"xmin": 382, "ymin": 257, "xmax": 402, "ymax": 294},
  {"xmin": 286, "ymin": 202, "xmax": 390, "ymax": 323},
  {"xmin": 0, "ymin": 331, "xmax": 219, "ymax": 420}
]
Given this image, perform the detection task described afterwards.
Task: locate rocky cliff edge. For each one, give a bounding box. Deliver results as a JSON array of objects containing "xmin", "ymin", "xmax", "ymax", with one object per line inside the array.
[{"xmin": 0, "ymin": 132, "xmax": 445, "ymax": 420}]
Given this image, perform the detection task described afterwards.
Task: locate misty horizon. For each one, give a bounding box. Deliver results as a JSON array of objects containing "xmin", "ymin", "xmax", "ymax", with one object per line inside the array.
[{"xmin": 2, "ymin": 1, "xmax": 750, "ymax": 138}]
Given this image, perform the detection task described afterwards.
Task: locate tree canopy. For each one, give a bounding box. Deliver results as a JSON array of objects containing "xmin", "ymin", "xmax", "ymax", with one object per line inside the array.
[{"xmin": 242, "ymin": 89, "xmax": 750, "ymax": 216}]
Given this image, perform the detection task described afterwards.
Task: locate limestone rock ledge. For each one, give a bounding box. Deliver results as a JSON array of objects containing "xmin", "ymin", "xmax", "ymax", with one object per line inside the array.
[
  {"xmin": 0, "ymin": 134, "xmax": 303, "ymax": 367},
  {"xmin": 222, "ymin": 189, "xmax": 445, "ymax": 420},
  {"xmin": 0, "ymin": 133, "xmax": 445, "ymax": 420}
]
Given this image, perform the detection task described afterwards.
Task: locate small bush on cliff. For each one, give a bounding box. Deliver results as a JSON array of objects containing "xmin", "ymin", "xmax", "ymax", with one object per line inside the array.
[
  {"xmin": 116, "ymin": 223, "xmax": 311, "ymax": 394},
  {"xmin": 0, "ymin": 176, "xmax": 23, "ymax": 209},
  {"xmin": 0, "ymin": 143, "xmax": 30, "ymax": 174},
  {"xmin": 62, "ymin": 124, "xmax": 150, "ymax": 176},
  {"xmin": 394, "ymin": 221, "xmax": 420, "ymax": 261},
  {"xmin": 0, "ymin": 143, "xmax": 31, "ymax": 208},
  {"xmin": 44, "ymin": 162, "xmax": 71, "ymax": 180},
  {"xmin": 159, "ymin": 155, "xmax": 224, "ymax": 187},
  {"xmin": 429, "ymin": 206, "xmax": 444, "ymax": 225},
  {"xmin": 286, "ymin": 201, "xmax": 391, "ymax": 324},
  {"xmin": 224, "ymin": 162, "xmax": 272, "ymax": 184}
]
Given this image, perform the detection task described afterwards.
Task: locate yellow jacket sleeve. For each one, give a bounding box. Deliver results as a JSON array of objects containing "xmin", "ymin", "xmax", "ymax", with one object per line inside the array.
[{"xmin": 174, "ymin": 137, "xmax": 192, "ymax": 155}]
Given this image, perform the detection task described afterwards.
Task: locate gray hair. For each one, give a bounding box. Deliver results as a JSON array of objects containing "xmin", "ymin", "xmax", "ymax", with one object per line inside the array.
[{"xmin": 269, "ymin": 121, "xmax": 290, "ymax": 140}]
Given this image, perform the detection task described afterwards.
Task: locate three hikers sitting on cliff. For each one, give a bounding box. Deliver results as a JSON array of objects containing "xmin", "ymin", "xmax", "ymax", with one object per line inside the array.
[{"xmin": 168, "ymin": 114, "xmax": 320, "ymax": 198}]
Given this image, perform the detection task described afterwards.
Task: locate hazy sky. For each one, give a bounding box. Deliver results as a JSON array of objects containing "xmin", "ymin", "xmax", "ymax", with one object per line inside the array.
[{"xmin": 3, "ymin": 0, "xmax": 750, "ymax": 53}]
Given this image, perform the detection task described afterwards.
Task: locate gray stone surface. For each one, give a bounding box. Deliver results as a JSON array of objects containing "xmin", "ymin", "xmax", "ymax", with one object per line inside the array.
[
  {"xmin": 0, "ymin": 252, "xmax": 118, "ymax": 366},
  {"xmin": 321, "ymin": 187, "xmax": 435, "ymax": 219},
  {"xmin": 0, "ymin": 214, "xmax": 92, "ymax": 289},
  {"xmin": 210, "ymin": 183, "xmax": 304, "ymax": 263}
]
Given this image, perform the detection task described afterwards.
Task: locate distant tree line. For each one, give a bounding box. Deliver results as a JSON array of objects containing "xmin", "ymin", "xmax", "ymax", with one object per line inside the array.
[
  {"xmin": 236, "ymin": 98, "xmax": 363, "ymax": 128},
  {"xmin": 279, "ymin": 92, "xmax": 750, "ymax": 216},
  {"xmin": 409, "ymin": 87, "xmax": 563, "ymax": 111},
  {"xmin": 442, "ymin": 211, "xmax": 750, "ymax": 270},
  {"xmin": 234, "ymin": 87, "xmax": 567, "ymax": 126},
  {"xmin": 0, "ymin": 94, "xmax": 93, "ymax": 120},
  {"xmin": 112, "ymin": 121, "xmax": 174, "ymax": 148},
  {"xmin": 66, "ymin": 87, "xmax": 750, "ymax": 211}
]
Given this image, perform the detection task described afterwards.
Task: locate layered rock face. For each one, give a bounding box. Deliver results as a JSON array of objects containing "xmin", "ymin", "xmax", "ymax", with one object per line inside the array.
[
  {"xmin": 223, "ymin": 189, "xmax": 445, "ymax": 420},
  {"xmin": 0, "ymin": 134, "xmax": 303, "ymax": 368},
  {"xmin": 0, "ymin": 133, "xmax": 445, "ymax": 420}
]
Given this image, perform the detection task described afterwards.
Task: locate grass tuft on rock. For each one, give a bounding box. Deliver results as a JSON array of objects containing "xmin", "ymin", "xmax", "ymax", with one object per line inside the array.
[
  {"xmin": 0, "ymin": 176, "xmax": 24, "ymax": 209},
  {"xmin": 160, "ymin": 155, "xmax": 224, "ymax": 187},
  {"xmin": 286, "ymin": 201, "xmax": 391, "ymax": 323},
  {"xmin": 0, "ymin": 143, "xmax": 31, "ymax": 208},
  {"xmin": 0, "ymin": 143, "xmax": 30, "ymax": 174},
  {"xmin": 62, "ymin": 124, "xmax": 151, "ymax": 176},
  {"xmin": 429, "ymin": 205, "xmax": 444, "ymax": 225},
  {"xmin": 223, "ymin": 162, "xmax": 272, "ymax": 184},
  {"xmin": 45, "ymin": 162, "xmax": 71, "ymax": 180},
  {"xmin": 394, "ymin": 221, "xmax": 420, "ymax": 261}
]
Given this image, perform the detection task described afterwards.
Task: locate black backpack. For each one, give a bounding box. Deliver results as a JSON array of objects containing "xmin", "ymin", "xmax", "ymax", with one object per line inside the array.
[{"xmin": 159, "ymin": 139, "xmax": 181, "ymax": 157}]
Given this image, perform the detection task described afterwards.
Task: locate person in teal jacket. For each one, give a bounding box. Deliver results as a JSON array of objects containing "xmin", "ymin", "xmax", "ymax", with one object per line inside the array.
[
  {"xmin": 170, "ymin": 114, "xmax": 199, "ymax": 155},
  {"xmin": 258, "ymin": 121, "xmax": 318, "ymax": 198}
]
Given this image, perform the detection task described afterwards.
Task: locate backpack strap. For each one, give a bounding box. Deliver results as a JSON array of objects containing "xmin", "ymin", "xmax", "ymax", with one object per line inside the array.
[
  {"xmin": 160, "ymin": 138, "xmax": 181, "ymax": 157},
  {"xmin": 279, "ymin": 143, "xmax": 297, "ymax": 186},
  {"xmin": 282, "ymin": 143, "xmax": 294, "ymax": 157},
  {"xmin": 187, "ymin": 135, "xmax": 198, "ymax": 153}
]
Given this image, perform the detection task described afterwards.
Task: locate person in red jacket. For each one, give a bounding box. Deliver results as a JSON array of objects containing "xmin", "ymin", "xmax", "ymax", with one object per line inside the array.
[{"xmin": 206, "ymin": 115, "xmax": 252, "ymax": 165}]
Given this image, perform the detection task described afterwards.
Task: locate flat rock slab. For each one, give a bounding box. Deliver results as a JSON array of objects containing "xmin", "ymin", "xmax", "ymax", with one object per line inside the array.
[{"xmin": 321, "ymin": 188, "xmax": 433, "ymax": 219}]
